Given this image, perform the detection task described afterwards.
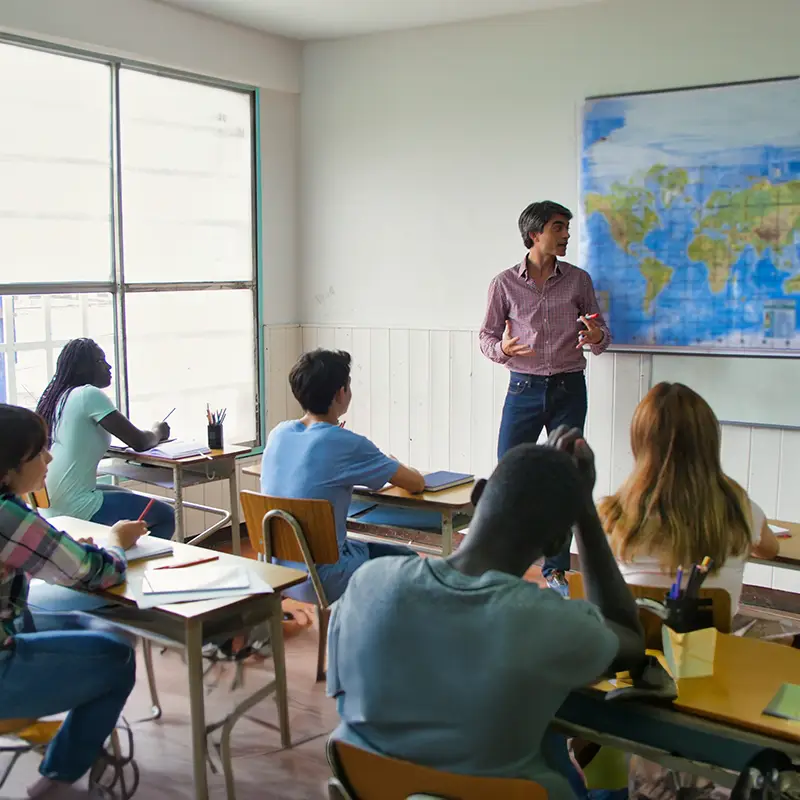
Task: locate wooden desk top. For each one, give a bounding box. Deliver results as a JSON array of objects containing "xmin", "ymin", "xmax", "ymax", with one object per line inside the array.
[
  {"xmin": 48, "ymin": 516, "xmax": 306, "ymax": 621},
  {"xmin": 241, "ymin": 463, "xmax": 474, "ymax": 510},
  {"xmin": 766, "ymin": 519, "xmax": 800, "ymax": 567},
  {"xmin": 598, "ymin": 635, "xmax": 800, "ymax": 744},
  {"xmin": 107, "ymin": 443, "xmax": 252, "ymax": 467}
]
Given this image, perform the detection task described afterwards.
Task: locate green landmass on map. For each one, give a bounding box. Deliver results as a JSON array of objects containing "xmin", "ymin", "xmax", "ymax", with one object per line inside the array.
[{"xmin": 586, "ymin": 170, "xmax": 800, "ymax": 309}]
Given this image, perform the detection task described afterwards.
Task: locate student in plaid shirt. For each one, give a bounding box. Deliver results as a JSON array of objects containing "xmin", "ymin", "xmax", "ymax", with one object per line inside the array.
[{"xmin": 0, "ymin": 403, "xmax": 146, "ymax": 799}]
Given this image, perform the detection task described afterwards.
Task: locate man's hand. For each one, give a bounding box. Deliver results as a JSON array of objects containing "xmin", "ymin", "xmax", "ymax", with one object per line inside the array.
[
  {"xmin": 577, "ymin": 315, "xmax": 604, "ymax": 349},
  {"xmin": 501, "ymin": 320, "xmax": 534, "ymax": 358},
  {"xmin": 545, "ymin": 424, "xmax": 596, "ymax": 496}
]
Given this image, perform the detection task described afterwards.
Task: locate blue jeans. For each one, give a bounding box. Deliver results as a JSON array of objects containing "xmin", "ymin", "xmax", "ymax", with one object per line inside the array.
[
  {"xmin": 497, "ymin": 371, "xmax": 588, "ymax": 577},
  {"xmin": 0, "ymin": 612, "xmax": 136, "ymax": 783},
  {"xmin": 91, "ymin": 484, "xmax": 175, "ymax": 540}
]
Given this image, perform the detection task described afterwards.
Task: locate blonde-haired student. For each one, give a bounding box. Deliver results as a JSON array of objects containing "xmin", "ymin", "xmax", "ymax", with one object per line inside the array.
[{"xmin": 598, "ymin": 382, "xmax": 779, "ymax": 614}]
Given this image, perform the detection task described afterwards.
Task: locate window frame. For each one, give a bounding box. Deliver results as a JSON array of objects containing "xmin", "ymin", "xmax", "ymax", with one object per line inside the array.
[{"xmin": 0, "ymin": 33, "xmax": 265, "ymax": 451}]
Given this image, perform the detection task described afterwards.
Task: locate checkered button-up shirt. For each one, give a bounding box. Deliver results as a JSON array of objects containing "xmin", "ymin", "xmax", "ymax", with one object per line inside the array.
[
  {"xmin": 479, "ymin": 258, "xmax": 611, "ymax": 376},
  {"xmin": 0, "ymin": 493, "xmax": 127, "ymax": 640}
]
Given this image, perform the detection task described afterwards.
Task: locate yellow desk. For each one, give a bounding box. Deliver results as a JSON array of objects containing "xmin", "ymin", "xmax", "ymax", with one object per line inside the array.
[
  {"xmin": 49, "ymin": 516, "xmax": 306, "ymax": 800},
  {"xmin": 242, "ymin": 463, "xmax": 474, "ymax": 555},
  {"xmin": 763, "ymin": 519, "xmax": 800, "ymax": 571},
  {"xmin": 101, "ymin": 444, "xmax": 252, "ymax": 555}
]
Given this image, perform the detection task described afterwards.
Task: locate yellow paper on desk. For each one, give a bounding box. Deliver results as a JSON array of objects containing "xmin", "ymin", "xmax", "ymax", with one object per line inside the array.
[{"xmin": 662, "ymin": 626, "xmax": 717, "ymax": 679}]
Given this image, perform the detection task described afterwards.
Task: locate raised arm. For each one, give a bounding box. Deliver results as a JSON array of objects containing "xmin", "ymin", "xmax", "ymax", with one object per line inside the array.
[{"xmin": 0, "ymin": 497, "xmax": 133, "ymax": 591}]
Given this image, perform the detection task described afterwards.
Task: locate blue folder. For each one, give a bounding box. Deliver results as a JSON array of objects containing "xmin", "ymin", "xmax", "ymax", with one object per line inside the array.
[{"xmin": 355, "ymin": 506, "xmax": 443, "ymax": 532}]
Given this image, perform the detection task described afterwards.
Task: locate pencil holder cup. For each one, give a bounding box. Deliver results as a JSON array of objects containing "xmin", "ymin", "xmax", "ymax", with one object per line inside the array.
[
  {"xmin": 662, "ymin": 625, "xmax": 717, "ymax": 679},
  {"xmin": 207, "ymin": 423, "xmax": 223, "ymax": 450}
]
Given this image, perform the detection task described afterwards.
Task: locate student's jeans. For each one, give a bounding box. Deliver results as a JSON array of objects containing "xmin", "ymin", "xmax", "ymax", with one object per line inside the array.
[
  {"xmin": 0, "ymin": 610, "xmax": 136, "ymax": 784},
  {"xmin": 497, "ymin": 371, "xmax": 588, "ymax": 578},
  {"xmin": 91, "ymin": 484, "xmax": 175, "ymax": 540}
]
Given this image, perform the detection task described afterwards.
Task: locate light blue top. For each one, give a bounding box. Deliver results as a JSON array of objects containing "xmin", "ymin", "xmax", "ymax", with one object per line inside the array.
[
  {"xmin": 327, "ymin": 556, "xmax": 618, "ymax": 799},
  {"xmin": 260, "ymin": 420, "xmax": 399, "ymax": 603},
  {"xmin": 43, "ymin": 384, "xmax": 116, "ymax": 521}
]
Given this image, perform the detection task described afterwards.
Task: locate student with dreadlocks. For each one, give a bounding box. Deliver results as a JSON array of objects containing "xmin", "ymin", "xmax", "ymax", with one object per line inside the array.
[{"xmin": 36, "ymin": 338, "xmax": 175, "ymax": 540}]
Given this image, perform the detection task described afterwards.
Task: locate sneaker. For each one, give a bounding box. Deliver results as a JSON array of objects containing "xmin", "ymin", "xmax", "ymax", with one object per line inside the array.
[{"xmin": 545, "ymin": 570, "xmax": 569, "ymax": 598}]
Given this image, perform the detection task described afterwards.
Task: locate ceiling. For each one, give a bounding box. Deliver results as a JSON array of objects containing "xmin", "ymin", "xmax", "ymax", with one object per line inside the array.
[{"xmin": 158, "ymin": 0, "xmax": 604, "ymax": 40}]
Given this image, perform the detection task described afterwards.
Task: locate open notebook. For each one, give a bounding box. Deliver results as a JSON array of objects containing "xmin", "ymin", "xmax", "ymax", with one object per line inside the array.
[
  {"xmin": 96, "ymin": 533, "xmax": 173, "ymax": 563},
  {"xmin": 109, "ymin": 439, "xmax": 211, "ymax": 459},
  {"xmin": 142, "ymin": 564, "xmax": 250, "ymax": 595}
]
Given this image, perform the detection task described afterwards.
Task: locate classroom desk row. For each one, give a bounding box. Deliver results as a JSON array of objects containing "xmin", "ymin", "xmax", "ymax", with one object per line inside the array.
[{"xmin": 51, "ymin": 515, "xmax": 306, "ymax": 800}]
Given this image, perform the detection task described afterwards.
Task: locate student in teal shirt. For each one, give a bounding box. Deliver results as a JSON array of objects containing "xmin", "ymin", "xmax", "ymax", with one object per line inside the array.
[{"xmin": 36, "ymin": 339, "xmax": 174, "ymax": 539}]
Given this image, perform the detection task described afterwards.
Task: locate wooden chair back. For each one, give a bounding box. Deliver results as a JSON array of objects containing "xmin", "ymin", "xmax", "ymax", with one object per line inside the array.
[
  {"xmin": 328, "ymin": 740, "xmax": 548, "ymax": 800},
  {"xmin": 240, "ymin": 490, "xmax": 339, "ymax": 565},
  {"xmin": 566, "ymin": 572, "xmax": 731, "ymax": 649}
]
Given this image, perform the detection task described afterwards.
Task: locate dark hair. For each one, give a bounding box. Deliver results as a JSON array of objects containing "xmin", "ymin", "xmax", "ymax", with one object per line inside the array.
[
  {"xmin": 518, "ymin": 201, "xmax": 573, "ymax": 249},
  {"xmin": 289, "ymin": 349, "xmax": 351, "ymax": 415},
  {"xmin": 472, "ymin": 444, "xmax": 585, "ymax": 559},
  {"xmin": 36, "ymin": 338, "xmax": 101, "ymax": 439},
  {"xmin": 0, "ymin": 404, "xmax": 48, "ymax": 493}
]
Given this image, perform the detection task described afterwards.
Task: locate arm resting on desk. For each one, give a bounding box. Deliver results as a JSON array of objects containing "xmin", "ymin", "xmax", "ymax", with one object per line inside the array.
[
  {"xmin": 751, "ymin": 519, "xmax": 779, "ymax": 561},
  {"xmin": 101, "ymin": 410, "xmax": 168, "ymax": 452},
  {"xmin": 389, "ymin": 463, "xmax": 426, "ymax": 494}
]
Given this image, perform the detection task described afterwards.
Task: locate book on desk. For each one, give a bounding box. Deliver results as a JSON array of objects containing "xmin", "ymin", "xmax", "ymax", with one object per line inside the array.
[
  {"xmin": 423, "ymin": 471, "xmax": 474, "ymax": 492},
  {"xmin": 108, "ymin": 439, "xmax": 211, "ymax": 459}
]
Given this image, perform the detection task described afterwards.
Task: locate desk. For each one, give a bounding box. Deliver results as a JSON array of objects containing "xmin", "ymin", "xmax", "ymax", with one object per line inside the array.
[
  {"xmin": 49, "ymin": 516, "xmax": 306, "ymax": 800},
  {"xmin": 763, "ymin": 519, "xmax": 800, "ymax": 571},
  {"xmin": 101, "ymin": 444, "xmax": 251, "ymax": 555},
  {"xmin": 555, "ymin": 634, "xmax": 800, "ymax": 787},
  {"xmin": 241, "ymin": 464, "xmax": 474, "ymax": 556}
]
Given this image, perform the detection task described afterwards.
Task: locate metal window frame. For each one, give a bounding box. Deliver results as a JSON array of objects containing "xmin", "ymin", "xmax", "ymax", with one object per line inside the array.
[{"xmin": 0, "ymin": 35, "xmax": 263, "ymax": 447}]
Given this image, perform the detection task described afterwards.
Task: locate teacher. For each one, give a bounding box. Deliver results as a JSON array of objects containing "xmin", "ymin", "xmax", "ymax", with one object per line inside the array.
[{"xmin": 479, "ymin": 200, "xmax": 610, "ymax": 596}]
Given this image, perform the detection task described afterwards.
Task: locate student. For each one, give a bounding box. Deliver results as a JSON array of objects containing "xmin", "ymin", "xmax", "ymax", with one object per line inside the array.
[
  {"xmin": 599, "ymin": 382, "xmax": 780, "ymax": 614},
  {"xmin": 327, "ymin": 427, "xmax": 646, "ymax": 799},
  {"xmin": 36, "ymin": 338, "xmax": 175, "ymax": 539},
  {"xmin": 260, "ymin": 349, "xmax": 425, "ymax": 604},
  {"xmin": 0, "ymin": 403, "xmax": 144, "ymax": 799}
]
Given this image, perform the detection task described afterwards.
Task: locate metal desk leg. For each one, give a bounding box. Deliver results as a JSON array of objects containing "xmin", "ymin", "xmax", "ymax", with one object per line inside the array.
[
  {"xmin": 268, "ymin": 594, "xmax": 291, "ymax": 749},
  {"xmin": 228, "ymin": 461, "xmax": 241, "ymax": 556},
  {"xmin": 186, "ymin": 621, "xmax": 209, "ymax": 800},
  {"xmin": 441, "ymin": 511, "xmax": 454, "ymax": 556},
  {"xmin": 173, "ymin": 464, "xmax": 184, "ymax": 544}
]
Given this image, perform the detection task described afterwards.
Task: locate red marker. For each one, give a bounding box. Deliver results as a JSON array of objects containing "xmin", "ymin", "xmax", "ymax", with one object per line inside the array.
[{"xmin": 577, "ymin": 313, "xmax": 600, "ymax": 322}]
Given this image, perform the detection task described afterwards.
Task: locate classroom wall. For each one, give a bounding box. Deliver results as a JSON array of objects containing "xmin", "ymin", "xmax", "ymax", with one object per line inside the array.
[
  {"xmin": 297, "ymin": 0, "xmax": 800, "ymax": 593},
  {"xmin": 0, "ymin": 0, "xmax": 301, "ymax": 324}
]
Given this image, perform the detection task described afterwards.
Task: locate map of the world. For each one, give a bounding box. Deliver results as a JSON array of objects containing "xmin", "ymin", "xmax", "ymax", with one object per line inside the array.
[{"xmin": 581, "ymin": 78, "xmax": 800, "ymax": 353}]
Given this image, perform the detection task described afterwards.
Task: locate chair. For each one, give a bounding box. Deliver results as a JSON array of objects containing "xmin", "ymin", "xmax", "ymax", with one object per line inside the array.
[
  {"xmin": 327, "ymin": 739, "xmax": 547, "ymax": 800},
  {"xmin": 240, "ymin": 490, "xmax": 339, "ymax": 682},
  {"xmin": 565, "ymin": 572, "xmax": 732, "ymax": 649}
]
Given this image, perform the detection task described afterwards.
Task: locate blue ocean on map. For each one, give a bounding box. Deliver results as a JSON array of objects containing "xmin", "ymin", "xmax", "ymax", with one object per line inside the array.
[{"xmin": 581, "ymin": 79, "xmax": 800, "ymax": 352}]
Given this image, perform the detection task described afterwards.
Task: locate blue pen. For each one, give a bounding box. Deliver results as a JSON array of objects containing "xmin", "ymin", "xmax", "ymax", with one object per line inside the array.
[{"xmin": 674, "ymin": 565, "xmax": 684, "ymax": 599}]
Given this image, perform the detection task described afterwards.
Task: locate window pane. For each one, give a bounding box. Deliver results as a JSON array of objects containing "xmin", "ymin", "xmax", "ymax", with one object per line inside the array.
[
  {"xmin": 0, "ymin": 293, "xmax": 115, "ymax": 407},
  {"xmin": 125, "ymin": 290, "xmax": 257, "ymax": 445},
  {"xmin": 120, "ymin": 70, "xmax": 254, "ymax": 283},
  {"xmin": 0, "ymin": 44, "xmax": 112, "ymax": 284}
]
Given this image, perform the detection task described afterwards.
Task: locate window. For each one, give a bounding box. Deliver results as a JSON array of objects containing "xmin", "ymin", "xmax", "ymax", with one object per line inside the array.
[{"xmin": 0, "ymin": 40, "xmax": 260, "ymax": 446}]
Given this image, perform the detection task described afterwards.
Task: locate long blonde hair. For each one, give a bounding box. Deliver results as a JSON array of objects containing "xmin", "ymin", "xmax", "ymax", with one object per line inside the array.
[{"xmin": 599, "ymin": 382, "xmax": 751, "ymax": 573}]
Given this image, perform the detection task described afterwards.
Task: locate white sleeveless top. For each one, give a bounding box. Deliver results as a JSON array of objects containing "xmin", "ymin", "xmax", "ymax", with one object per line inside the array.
[{"xmin": 615, "ymin": 498, "xmax": 764, "ymax": 615}]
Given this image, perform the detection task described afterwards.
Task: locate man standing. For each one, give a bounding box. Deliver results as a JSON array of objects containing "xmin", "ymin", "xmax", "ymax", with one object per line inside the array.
[{"xmin": 479, "ymin": 200, "xmax": 610, "ymax": 596}]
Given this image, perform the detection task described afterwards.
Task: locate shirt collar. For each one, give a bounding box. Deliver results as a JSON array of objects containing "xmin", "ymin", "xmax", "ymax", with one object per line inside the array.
[{"xmin": 518, "ymin": 256, "xmax": 566, "ymax": 279}]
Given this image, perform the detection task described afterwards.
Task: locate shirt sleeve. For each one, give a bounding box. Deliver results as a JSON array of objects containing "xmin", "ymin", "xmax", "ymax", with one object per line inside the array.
[
  {"xmin": 326, "ymin": 599, "xmax": 343, "ymax": 698},
  {"xmin": 579, "ymin": 271, "xmax": 611, "ymax": 356},
  {"xmin": 81, "ymin": 385, "xmax": 117, "ymax": 424},
  {"xmin": 478, "ymin": 275, "xmax": 511, "ymax": 365},
  {"xmin": 337, "ymin": 432, "xmax": 399, "ymax": 489},
  {"xmin": 0, "ymin": 497, "xmax": 127, "ymax": 591},
  {"xmin": 551, "ymin": 599, "xmax": 619, "ymax": 687},
  {"xmin": 749, "ymin": 499, "xmax": 766, "ymax": 546}
]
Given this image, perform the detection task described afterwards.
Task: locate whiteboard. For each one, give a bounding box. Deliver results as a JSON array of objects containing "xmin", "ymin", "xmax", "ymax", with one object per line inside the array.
[{"xmin": 650, "ymin": 355, "xmax": 800, "ymax": 429}]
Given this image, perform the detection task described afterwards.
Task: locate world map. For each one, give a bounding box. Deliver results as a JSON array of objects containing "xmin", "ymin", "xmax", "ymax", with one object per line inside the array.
[{"xmin": 581, "ymin": 78, "xmax": 800, "ymax": 352}]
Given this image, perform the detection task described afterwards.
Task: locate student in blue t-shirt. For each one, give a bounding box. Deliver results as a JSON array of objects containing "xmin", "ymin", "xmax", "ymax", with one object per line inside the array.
[
  {"xmin": 260, "ymin": 348, "xmax": 426, "ymax": 603},
  {"xmin": 327, "ymin": 428, "xmax": 646, "ymax": 799},
  {"xmin": 35, "ymin": 338, "xmax": 175, "ymax": 539}
]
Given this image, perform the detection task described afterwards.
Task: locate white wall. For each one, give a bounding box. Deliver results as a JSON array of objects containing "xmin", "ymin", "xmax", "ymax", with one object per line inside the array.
[
  {"xmin": 0, "ymin": 0, "xmax": 302, "ymax": 323},
  {"xmin": 298, "ymin": 0, "xmax": 800, "ymax": 593}
]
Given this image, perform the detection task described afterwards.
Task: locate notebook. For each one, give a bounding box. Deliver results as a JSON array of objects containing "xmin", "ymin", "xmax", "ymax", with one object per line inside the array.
[
  {"xmin": 93, "ymin": 534, "xmax": 173, "ymax": 563},
  {"xmin": 142, "ymin": 563, "xmax": 250, "ymax": 595},
  {"xmin": 423, "ymin": 471, "xmax": 474, "ymax": 492},
  {"xmin": 768, "ymin": 524, "xmax": 791, "ymax": 538},
  {"xmin": 120, "ymin": 440, "xmax": 211, "ymax": 459},
  {"xmin": 763, "ymin": 683, "xmax": 800, "ymax": 722}
]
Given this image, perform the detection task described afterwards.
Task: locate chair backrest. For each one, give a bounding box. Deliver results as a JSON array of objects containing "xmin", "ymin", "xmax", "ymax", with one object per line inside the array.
[
  {"xmin": 566, "ymin": 572, "xmax": 731, "ymax": 649},
  {"xmin": 328, "ymin": 740, "xmax": 548, "ymax": 800},
  {"xmin": 26, "ymin": 486, "xmax": 50, "ymax": 510},
  {"xmin": 240, "ymin": 490, "xmax": 339, "ymax": 565}
]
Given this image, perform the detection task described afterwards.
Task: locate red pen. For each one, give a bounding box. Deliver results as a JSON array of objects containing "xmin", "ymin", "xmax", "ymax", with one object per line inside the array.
[
  {"xmin": 153, "ymin": 554, "xmax": 220, "ymax": 570},
  {"xmin": 137, "ymin": 498, "xmax": 155, "ymax": 522}
]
